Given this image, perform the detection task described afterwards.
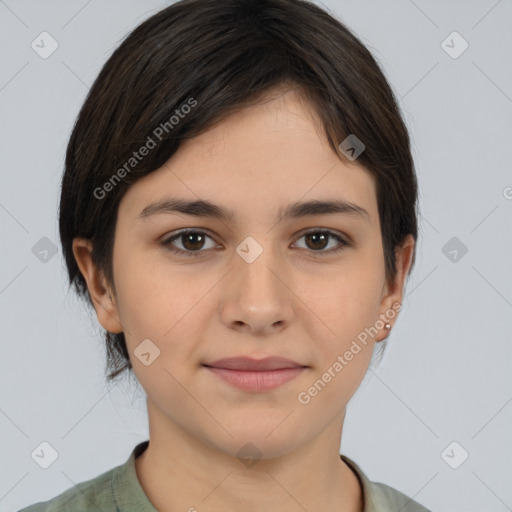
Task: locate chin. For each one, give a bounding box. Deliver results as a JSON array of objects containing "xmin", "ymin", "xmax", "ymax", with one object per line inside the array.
[{"xmin": 207, "ymin": 424, "xmax": 305, "ymax": 462}]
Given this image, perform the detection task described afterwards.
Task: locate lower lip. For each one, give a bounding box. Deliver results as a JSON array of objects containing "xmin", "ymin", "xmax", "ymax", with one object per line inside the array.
[{"xmin": 204, "ymin": 366, "xmax": 306, "ymax": 391}]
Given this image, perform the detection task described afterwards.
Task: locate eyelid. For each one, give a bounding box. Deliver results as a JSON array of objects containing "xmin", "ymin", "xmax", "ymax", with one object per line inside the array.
[
  {"xmin": 161, "ymin": 228, "xmax": 220, "ymax": 257},
  {"xmin": 294, "ymin": 227, "xmax": 350, "ymax": 244},
  {"xmin": 292, "ymin": 228, "xmax": 350, "ymax": 253},
  {"xmin": 160, "ymin": 227, "xmax": 350, "ymax": 257}
]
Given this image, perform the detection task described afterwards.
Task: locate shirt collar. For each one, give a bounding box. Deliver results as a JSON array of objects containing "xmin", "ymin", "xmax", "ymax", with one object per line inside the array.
[
  {"xmin": 111, "ymin": 440, "xmax": 156, "ymax": 511},
  {"xmin": 340, "ymin": 453, "xmax": 378, "ymax": 512},
  {"xmin": 112, "ymin": 441, "xmax": 376, "ymax": 512}
]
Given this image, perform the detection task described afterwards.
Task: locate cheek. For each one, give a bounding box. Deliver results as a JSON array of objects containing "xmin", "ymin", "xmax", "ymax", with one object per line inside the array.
[
  {"xmin": 315, "ymin": 261, "xmax": 383, "ymax": 332},
  {"xmin": 112, "ymin": 243, "xmax": 180, "ymax": 331},
  {"xmin": 111, "ymin": 249, "xmax": 214, "ymax": 366},
  {"xmin": 306, "ymin": 261, "xmax": 383, "ymax": 386},
  {"xmin": 301, "ymin": 279, "xmax": 380, "ymax": 409}
]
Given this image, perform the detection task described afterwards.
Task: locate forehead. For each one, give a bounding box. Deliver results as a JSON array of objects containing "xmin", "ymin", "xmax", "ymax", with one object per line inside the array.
[{"xmin": 118, "ymin": 88, "xmax": 378, "ymax": 226}]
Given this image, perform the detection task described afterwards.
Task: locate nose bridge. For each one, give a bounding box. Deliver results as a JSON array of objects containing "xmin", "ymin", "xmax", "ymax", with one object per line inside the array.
[
  {"xmin": 220, "ymin": 233, "xmax": 293, "ymax": 331},
  {"xmin": 235, "ymin": 234, "xmax": 283, "ymax": 300}
]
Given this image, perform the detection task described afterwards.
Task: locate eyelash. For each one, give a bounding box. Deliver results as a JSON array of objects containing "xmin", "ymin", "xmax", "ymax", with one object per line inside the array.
[{"xmin": 161, "ymin": 229, "xmax": 350, "ymax": 258}]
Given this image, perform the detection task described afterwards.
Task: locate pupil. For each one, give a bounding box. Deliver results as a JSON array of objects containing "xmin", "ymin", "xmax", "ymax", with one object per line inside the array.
[
  {"xmin": 307, "ymin": 232, "xmax": 328, "ymax": 250},
  {"xmin": 184, "ymin": 233, "xmax": 204, "ymax": 251}
]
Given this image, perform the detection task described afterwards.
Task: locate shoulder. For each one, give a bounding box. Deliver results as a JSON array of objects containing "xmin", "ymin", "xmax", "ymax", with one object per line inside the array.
[
  {"xmin": 340, "ymin": 454, "xmax": 432, "ymax": 512},
  {"xmin": 17, "ymin": 466, "xmax": 116, "ymax": 512},
  {"xmin": 368, "ymin": 480, "xmax": 432, "ymax": 512}
]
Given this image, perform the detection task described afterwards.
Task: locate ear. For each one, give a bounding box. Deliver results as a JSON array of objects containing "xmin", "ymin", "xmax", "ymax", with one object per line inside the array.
[
  {"xmin": 72, "ymin": 238, "xmax": 123, "ymax": 334},
  {"xmin": 374, "ymin": 234, "xmax": 415, "ymax": 342}
]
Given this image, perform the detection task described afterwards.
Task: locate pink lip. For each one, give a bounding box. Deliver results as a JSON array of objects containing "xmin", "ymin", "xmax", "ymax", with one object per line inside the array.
[
  {"xmin": 204, "ymin": 366, "xmax": 306, "ymax": 391},
  {"xmin": 203, "ymin": 356, "xmax": 307, "ymax": 392},
  {"xmin": 204, "ymin": 356, "xmax": 304, "ymax": 371}
]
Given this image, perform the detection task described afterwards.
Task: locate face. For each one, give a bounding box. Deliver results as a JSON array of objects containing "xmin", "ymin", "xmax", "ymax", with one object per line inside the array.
[{"xmin": 74, "ymin": 87, "xmax": 413, "ymax": 460}]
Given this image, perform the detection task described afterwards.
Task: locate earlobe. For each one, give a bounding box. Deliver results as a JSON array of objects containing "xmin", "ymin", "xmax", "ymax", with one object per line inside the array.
[
  {"xmin": 72, "ymin": 238, "xmax": 123, "ymax": 334},
  {"xmin": 375, "ymin": 234, "xmax": 415, "ymax": 342}
]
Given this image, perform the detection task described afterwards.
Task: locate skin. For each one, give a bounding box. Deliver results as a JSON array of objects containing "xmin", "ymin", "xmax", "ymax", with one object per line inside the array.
[{"xmin": 73, "ymin": 86, "xmax": 414, "ymax": 512}]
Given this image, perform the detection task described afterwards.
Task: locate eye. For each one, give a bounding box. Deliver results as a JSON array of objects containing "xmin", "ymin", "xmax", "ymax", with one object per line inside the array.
[
  {"xmin": 161, "ymin": 229, "xmax": 218, "ymax": 257},
  {"xmin": 293, "ymin": 229, "xmax": 349, "ymax": 254},
  {"xmin": 161, "ymin": 228, "xmax": 349, "ymax": 257}
]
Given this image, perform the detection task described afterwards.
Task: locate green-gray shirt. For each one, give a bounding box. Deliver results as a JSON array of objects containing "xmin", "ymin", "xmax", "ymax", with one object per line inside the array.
[{"xmin": 19, "ymin": 440, "xmax": 432, "ymax": 511}]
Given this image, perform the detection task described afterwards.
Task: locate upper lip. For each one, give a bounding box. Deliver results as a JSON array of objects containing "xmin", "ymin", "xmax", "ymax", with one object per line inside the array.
[{"xmin": 203, "ymin": 356, "xmax": 306, "ymax": 371}]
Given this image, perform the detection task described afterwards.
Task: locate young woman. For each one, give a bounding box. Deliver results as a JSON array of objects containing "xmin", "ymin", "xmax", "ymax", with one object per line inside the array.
[{"xmin": 20, "ymin": 0, "xmax": 432, "ymax": 510}]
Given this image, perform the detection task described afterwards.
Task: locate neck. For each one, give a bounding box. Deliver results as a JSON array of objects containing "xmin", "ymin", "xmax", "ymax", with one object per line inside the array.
[{"xmin": 134, "ymin": 402, "xmax": 363, "ymax": 512}]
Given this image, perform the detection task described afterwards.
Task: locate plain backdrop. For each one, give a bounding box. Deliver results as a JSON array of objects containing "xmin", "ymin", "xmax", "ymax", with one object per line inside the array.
[{"xmin": 1, "ymin": 1, "xmax": 511, "ymax": 511}]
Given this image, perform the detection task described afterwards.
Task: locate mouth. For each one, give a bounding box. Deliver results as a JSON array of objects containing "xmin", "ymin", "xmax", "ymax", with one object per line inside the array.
[
  {"xmin": 202, "ymin": 356, "xmax": 308, "ymax": 392},
  {"xmin": 203, "ymin": 356, "xmax": 306, "ymax": 371}
]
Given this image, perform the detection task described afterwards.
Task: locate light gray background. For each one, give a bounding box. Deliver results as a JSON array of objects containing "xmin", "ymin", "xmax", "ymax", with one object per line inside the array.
[{"xmin": 1, "ymin": 1, "xmax": 511, "ymax": 511}]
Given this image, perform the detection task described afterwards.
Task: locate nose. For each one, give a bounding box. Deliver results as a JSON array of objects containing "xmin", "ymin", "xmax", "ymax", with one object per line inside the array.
[{"xmin": 219, "ymin": 241, "xmax": 294, "ymax": 335}]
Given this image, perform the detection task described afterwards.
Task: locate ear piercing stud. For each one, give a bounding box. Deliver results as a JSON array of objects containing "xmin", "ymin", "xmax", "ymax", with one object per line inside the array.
[{"xmin": 385, "ymin": 323, "xmax": 391, "ymax": 329}]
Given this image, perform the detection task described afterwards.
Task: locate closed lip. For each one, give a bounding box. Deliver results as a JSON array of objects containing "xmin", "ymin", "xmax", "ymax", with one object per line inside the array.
[{"xmin": 203, "ymin": 356, "xmax": 307, "ymax": 371}]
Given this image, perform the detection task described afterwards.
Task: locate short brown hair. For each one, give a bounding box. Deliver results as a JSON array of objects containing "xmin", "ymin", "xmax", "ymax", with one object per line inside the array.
[{"xmin": 59, "ymin": 0, "xmax": 419, "ymax": 382}]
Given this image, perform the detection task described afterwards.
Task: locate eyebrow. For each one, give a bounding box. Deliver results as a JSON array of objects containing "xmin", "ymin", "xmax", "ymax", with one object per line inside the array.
[{"xmin": 137, "ymin": 197, "xmax": 370, "ymax": 224}]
